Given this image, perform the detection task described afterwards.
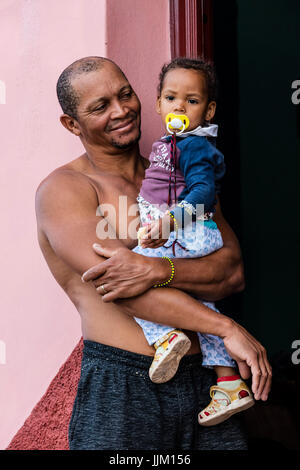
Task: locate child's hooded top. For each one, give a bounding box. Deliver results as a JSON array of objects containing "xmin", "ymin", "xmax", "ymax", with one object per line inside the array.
[{"xmin": 139, "ymin": 124, "xmax": 225, "ymax": 224}]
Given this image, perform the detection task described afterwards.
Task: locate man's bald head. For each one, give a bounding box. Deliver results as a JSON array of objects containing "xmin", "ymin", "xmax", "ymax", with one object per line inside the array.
[{"xmin": 56, "ymin": 57, "xmax": 125, "ymax": 119}]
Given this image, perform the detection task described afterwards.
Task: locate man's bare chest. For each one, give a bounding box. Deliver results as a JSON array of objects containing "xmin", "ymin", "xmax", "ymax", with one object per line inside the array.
[{"xmin": 87, "ymin": 173, "xmax": 142, "ymax": 243}]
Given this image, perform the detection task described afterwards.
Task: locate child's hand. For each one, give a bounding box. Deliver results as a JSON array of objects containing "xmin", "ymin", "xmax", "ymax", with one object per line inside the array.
[{"xmin": 138, "ymin": 213, "xmax": 174, "ymax": 249}]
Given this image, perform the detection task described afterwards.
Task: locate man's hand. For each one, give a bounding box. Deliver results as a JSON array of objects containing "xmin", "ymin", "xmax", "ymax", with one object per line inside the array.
[
  {"xmin": 222, "ymin": 320, "xmax": 272, "ymax": 401},
  {"xmin": 81, "ymin": 244, "xmax": 161, "ymax": 301}
]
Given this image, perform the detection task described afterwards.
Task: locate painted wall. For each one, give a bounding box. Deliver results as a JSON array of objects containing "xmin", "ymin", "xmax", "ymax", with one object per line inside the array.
[
  {"xmin": 107, "ymin": 0, "xmax": 171, "ymax": 157},
  {"xmin": 0, "ymin": 0, "xmax": 106, "ymax": 450},
  {"xmin": 0, "ymin": 0, "xmax": 170, "ymax": 450}
]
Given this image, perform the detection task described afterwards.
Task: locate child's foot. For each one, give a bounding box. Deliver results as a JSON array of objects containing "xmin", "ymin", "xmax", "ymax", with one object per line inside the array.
[
  {"xmin": 198, "ymin": 375, "xmax": 255, "ymax": 426},
  {"xmin": 149, "ymin": 330, "xmax": 191, "ymax": 383}
]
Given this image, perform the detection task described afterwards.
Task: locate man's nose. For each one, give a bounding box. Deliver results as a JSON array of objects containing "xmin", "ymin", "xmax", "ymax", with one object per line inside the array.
[{"xmin": 111, "ymin": 100, "xmax": 128, "ymax": 118}]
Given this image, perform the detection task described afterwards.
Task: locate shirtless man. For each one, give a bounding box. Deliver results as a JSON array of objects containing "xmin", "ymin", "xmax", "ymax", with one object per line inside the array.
[{"xmin": 35, "ymin": 57, "xmax": 271, "ymax": 450}]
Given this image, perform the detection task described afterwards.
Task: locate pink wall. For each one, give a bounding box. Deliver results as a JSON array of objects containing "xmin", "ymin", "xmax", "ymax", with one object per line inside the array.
[
  {"xmin": 0, "ymin": 0, "xmax": 106, "ymax": 449},
  {"xmin": 107, "ymin": 0, "xmax": 171, "ymax": 157},
  {"xmin": 0, "ymin": 0, "xmax": 170, "ymax": 449}
]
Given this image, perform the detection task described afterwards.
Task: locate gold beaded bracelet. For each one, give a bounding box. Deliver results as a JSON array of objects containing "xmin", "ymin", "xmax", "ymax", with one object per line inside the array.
[
  {"xmin": 168, "ymin": 211, "xmax": 179, "ymax": 233},
  {"xmin": 153, "ymin": 256, "xmax": 175, "ymax": 288}
]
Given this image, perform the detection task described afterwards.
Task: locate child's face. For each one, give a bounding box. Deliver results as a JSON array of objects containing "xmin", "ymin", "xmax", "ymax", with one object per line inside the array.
[{"xmin": 156, "ymin": 68, "xmax": 216, "ymax": 133}]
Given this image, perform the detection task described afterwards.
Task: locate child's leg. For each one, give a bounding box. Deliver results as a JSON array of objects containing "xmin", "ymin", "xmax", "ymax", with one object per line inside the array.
[
  {"xmin": 196, "ymin": 302, "xmax": 254, "ymax": 426},
  {"xmin": 132, "ymin": 244, "xmax": 191, "ymax": 383},
  {"xmin": 132, "ymin": 200, "xmax": 225, "ymax": 384},
  {"xmin": 215, "ymin": 366, "xmax": 237, "ymax": 378},
  {"xmin": 198, "ymin": 367, "xmax": 254, "ymax": 426},
  {"xmin": 132, "ymin": 242, "xmax": 179, "ymax": 343},
  {"xmin": 133, "ymin": 198, "xmax": 193, "ymax": 383},
  {"xmin": 149, "ymin": 330, "xmax": 191, "ymax": 383},
  {"xmin": 134, "ymin": 317, "xmax": 191, "ymax": 382},
  {"xmin": 134, "ymin": 316, "xmax": 175, "ymax": 346}
]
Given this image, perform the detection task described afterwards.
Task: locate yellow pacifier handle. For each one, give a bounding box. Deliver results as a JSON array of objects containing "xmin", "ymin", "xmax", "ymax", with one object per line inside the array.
[{"xmin": 165, "ymin": 113, "xmax": 190, "ymax": 135}]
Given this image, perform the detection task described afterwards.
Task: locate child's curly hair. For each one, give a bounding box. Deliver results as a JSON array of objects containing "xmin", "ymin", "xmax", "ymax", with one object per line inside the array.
[{"xmin": 158, "ymin": 57, "xmax": 218, "ymax": 102}]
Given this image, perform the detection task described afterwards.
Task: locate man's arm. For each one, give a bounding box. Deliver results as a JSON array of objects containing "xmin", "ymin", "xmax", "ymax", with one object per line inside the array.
[
  {"xmin": 83, "ymin": 197, "xmax": 245, "ymax": 302},
  {"xmin": 36, "ymin": 172, "xmax": 271, "ymax": 401},
  {"xmin": 35, "ymin": 170, "xmax": 125, "ymax": 276},
  {"xmin": 171, "ymin": 198, "xmax": 245, "ymax": 300}
]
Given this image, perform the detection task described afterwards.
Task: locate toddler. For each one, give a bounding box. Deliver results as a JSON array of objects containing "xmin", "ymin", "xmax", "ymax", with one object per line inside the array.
[{"xmin": 132, "ymin": 57, "xmax": 254, "ymax": 426}]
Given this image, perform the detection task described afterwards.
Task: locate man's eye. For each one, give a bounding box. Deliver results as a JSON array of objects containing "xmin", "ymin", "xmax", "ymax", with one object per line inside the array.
[
  {"xmin": 121, "ymin": 91, "xmax": 133, "ymax": 99},
  {"xmin": 95, "ymin": 104, "xmax": 106, "ymax": 112}
]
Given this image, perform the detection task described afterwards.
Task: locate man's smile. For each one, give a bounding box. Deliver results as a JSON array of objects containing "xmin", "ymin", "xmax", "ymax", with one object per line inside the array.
[
  {"xmin": 109, "ymin": 118, "xmax": 134, "ymax": 132},
  {"xmin": 107, "ymin": 115, "xmax": 137, "ymax": 134}
]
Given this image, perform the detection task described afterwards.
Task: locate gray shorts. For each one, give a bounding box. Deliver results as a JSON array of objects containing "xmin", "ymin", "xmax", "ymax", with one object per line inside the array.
[{"xmin": 68, "ymin": 340, "xmax": 248, "ymax": 450}]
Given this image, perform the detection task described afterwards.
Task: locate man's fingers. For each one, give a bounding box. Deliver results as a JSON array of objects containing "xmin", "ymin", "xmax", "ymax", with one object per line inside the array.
[
  {"xmin": 102, "ymin": 291, "xmax": 119, "ymax": 302},
  {"xmin": 95, "ymin": 283, "xmax": 118, "ymax": 302},
  {"xmin": 254, "ymin": 353, "xmax": 268, "ymax": 400},
  {"xmin": 96, "ymin": 284, "xmax": 121, "ymax": 302},
  {"xmin": 259, "ymin": 349, "xmax": 272, "ymax": 400},
  {"xmin": 233, "ymin": 324, "xmax": 271, "ymax": 399},
  {"xmin": 92, "ymin": 243, "xmax": 120, "ymax": 257},
  {"xmin": 247, "ymin": 341, "xmax": 272, "ymax": 400},
  {"xmin": 247, "ymin": 354, "xmax": 262, "ymax": 397},
  {"xmin": 96, "ymin": 283, "xmax": 109, "ymax": 294},
  {"xmin": 223, "ymin": 321, "xmax": 272, "ymax": 402},
  {"xmin": 254, "ymin": 345, "xmax": 273, "ymax": 400},
  {"xmin": 261, "ymin": 369, "xmax": 272, "ymax": 401},
  {"xmin": 82, "ymin": 261, "xmax": 107, "ymax": 282},
  {"xmin": 236, "ymin": 360, "xmax": 251, "ymax": 381}
]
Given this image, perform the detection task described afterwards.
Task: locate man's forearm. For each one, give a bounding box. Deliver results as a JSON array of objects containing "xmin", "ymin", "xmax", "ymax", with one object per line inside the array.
[
  {"xmin": 83, "ymin": 196, "xmax": 245, "ymax": 303},
  {"xmin": 115, "ymin": 285, "xmax": 232, "ymax": 338},
  {"xmin": 143, "ymin": 200, "xmax": 245, "ymax": 301},
  {"xmin": 149, "ymin": 246, "xmax": 244, "ymax": 301}
]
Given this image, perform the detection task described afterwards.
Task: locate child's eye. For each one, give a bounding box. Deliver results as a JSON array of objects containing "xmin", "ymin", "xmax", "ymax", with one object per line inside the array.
[
  {"xmin": 188, "ymin": 99, "xmax": 198, "ymax": 104},
  {"xmin": 165, "ymin": 96, "xmax": 175, "ymax": 101}
]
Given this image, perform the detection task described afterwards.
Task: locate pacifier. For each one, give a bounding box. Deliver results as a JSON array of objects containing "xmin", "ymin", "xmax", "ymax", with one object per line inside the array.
[{"xmin": 165, "ymin": 113, "xmax": 190, "ymax": 135}]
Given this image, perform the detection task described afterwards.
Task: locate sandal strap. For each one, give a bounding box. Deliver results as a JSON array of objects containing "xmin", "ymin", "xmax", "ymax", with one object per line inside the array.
[
  {"xmin": 209, "ymin": 386, "xmax": 231, "ymax": 402},
  {"xmin": 210, "ymin": 381, "xmax": 251, "ymax": 402},
  {"xmin": 153, "ymin": 330, "xmax": 181, "ymax": 349}
]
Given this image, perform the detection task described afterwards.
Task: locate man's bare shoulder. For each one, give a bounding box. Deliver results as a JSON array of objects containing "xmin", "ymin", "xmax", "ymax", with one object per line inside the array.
[
  {"xmin": 35, "ymin": 160, "xmax": 99, "ymax": 225},
  {"xmin": 36, "ymin": 154, "xmax": 90, "ymax": 192}
]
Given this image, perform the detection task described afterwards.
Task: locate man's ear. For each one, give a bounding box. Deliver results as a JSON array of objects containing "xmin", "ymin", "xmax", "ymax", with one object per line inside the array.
[
  {"xmin": 205, "ymin": 101, "xmax": 216, "ymax": 122},
  {"xmin": 155, "ymin": 96, "xmax": 161, "ymax": 115},
  {"xmin": 60, "ymin": 114, "xmax": 81, "ymax": 136}
]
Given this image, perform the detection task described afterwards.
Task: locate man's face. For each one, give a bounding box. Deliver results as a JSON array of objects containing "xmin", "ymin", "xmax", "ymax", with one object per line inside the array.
[{"xmin": 73, "ymin": 63, "xmax": 141, "ymax": 151}]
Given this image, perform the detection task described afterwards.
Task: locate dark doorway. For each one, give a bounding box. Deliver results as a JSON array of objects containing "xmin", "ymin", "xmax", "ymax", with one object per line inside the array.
[{"xmin": 170, "ymin": 0, "xmax": 300, "ymax": 449}]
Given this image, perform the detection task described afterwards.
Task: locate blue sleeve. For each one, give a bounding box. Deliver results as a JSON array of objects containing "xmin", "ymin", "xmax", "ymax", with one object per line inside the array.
[{"xmin": 170, "ymin": 136, "xmax": 224, "ymax": 226}]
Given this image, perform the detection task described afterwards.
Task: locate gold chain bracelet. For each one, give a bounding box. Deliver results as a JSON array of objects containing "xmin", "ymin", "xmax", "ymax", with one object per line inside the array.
[{"xmin": 153, "ymin": 256, "xmax": 175, "ymax": 288}]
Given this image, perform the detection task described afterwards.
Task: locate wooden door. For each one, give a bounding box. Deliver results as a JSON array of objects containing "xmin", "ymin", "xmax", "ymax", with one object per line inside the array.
[{"xmin": 169, "ymin": 0, "xmax": 214, "ymax": 60}]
